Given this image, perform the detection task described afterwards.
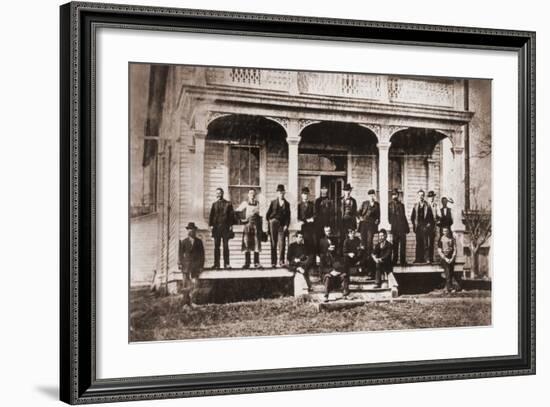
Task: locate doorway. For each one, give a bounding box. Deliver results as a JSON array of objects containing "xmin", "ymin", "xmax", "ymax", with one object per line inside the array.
[{"xmin": 321, "ymin": 175, "xmax": 346, "ymax": 237}]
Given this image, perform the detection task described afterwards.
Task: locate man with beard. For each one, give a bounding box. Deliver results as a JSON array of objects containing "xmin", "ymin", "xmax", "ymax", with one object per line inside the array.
[{"xmin": 388, "ymin": 188, "xmax": 409, "ymax": 266}]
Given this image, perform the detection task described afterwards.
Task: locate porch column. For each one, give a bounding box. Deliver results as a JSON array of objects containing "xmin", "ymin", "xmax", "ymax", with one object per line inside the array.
[
  {"xmin": 452, "ymin": 146, "xmax": 466, "ymax": 231},
  {"xmin": 287, "ymin": 135, "xmax": 301, "ymax": 230},
  {"xmin": 377, "ymin": 142, "xmax": 391, "ymax": 230},
  {"xmin": 192, "ymin": 130, "xmax": 207, "ymax": 228}
]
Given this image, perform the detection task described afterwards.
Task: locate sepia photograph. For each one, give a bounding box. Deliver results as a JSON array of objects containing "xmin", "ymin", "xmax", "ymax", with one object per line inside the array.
[{"xmin": 129, "ymin": 63, "xmax": 492, "ymax": 342}]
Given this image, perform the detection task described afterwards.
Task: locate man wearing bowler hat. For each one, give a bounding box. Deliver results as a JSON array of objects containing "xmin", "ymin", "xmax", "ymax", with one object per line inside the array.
[
  {"xmin": 426, "ymin": 190, "xmax": 439, "ymax": 263},
  {"xmin": 314, "ymin": 184, "xmax": 333, "ymax": 255},
  {"xmin": 358, "ymin": 189, "xmax": 380, "ymax": 262},
  {"xmin": 266, "ymin": 184, "xmax": 291, "ymax": 267},
  {"xmin": 341, "ymin": 183, "xmax": 358, "ymax": 241},
  {"xmin": 178, "ymin": 222, "xmax": 205, "ymax": 305},
  {"xmin": 388, "ymin": 188, "xmax": 409, "ymax": 266},
  {"xmin": 297, "ymin": 186, "xmax": 316, "ymax": 255},
  {"xmin": 411, "ymin": 189, "xmax": 435, "ymax": 263}
]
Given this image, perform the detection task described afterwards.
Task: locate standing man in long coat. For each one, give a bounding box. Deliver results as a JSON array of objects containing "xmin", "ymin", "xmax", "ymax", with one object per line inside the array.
[
  {"xmin": 341, "ymin": 183, "xmax": 358, "ymax": 241},
  {"xmin": 426, "ymin": 190, "xmax": 439, "ymax": 263},
  {"xmin": 410, "ymin": 189, "xmax": 434, "ymax": 263},
  {"xmin": 208, "ymin": 187, "xmax": 235, "ymax": 270},
  {"xmin": 178, "ymin": 222, "xmax": 205, "ymax": 305},
  {"xmin": 388, "ymin": 188, "xmax": 409, "ymax": 266},
  {"xmin": 266, "ymin": 184, "xmax": 291, "ymax": 267},
  {"xmin": 358, "ymin": 189, "xmax": 380, "ymax": 261},
  {"xmin": 314, "ymin": 184, "xmax": 333, "ymax": 255},
  {"xmin": 297, "ymin": 187, "xmax": 316, "ymax": 255},
  {"xmin": 437, "ymin": 196, "xmax": 454, "ymax": 233}
]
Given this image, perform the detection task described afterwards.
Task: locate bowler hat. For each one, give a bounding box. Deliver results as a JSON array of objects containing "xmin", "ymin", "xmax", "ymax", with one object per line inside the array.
[
  {"xmin": 301, "ymin": 187, "xmax": 310, "ymax": 194},
  {"xmin": 276, "ymin": 184, "xmax": 286, "ymax": 192},
  {"xmin": 427, "ymin": 190, "xmax": 436, "ymax": 197},
  {"xmin": 368, "ymin": 189, "xmax": 376, "ymax": 195},
  {"xmin": 343, "ymin": 183, "xmax": 353, "ymax": 191},
  {"xmin": 391, "ymin": 188, "xmax": 399, "ymax": 195},
  {"xmin": 185, "ymin": 222, "xmax": 198, "ymax": 230}
]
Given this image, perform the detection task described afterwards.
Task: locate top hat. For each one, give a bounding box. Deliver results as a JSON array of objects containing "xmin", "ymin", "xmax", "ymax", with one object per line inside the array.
[
  {"xmin": 427, "ymin": 190, "xmax": 436, "ymax": 198},
  {"xmin": 368, "ymin": 189, "xmax": 376, "ymax": 195},
  {"xmin": 391, "ymin": 188, "xmax": 399, "ymax": 195},
  {"xmin": 301, "ymin": 187, "xmax": 310, "ymax": 194},
  {"xmin": 185, "ymin": 222, "xmax": 198, "ymax": 230},
  {"xmin": 276, "ymin": 184, "xmax": 286, "ymax": 192},
  {"xmin": 343, "ymin": 183, "xmax": 353, "ymax": 191}
]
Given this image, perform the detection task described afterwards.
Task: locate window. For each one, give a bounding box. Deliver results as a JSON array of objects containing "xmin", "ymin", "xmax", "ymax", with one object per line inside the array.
[
  {"xmin": 298, "ymin": 149, "xmax": 347, "ymax": 172},
  {"xmin": 229, "ymin": 145, "xmax": 261, "ymax": 208}
]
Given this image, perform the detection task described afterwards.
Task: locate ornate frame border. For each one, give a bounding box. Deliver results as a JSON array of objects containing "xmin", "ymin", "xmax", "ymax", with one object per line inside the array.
[{"xmin": 60, "ymin": 2, "xmax": 535, "ymax": 404}]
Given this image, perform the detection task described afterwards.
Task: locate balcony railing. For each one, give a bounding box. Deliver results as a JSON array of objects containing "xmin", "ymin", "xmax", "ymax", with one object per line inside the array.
[{"xmin": 202, "ymin": 67, "xmax": 457, "ymax": 108}]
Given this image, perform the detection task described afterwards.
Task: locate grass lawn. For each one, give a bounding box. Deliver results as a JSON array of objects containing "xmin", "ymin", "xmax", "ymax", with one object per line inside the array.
[{"xmin": 129, "ymin": 289, "xmax": 491, "ymax": 342}]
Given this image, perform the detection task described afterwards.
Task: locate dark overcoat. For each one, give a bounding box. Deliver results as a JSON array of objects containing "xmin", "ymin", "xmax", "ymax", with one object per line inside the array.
[
  {"xmin": 178, "ymin": 237, "xmax": 205, "ymax": 278},
  {"xmin": 208, "ymin": 198, "xmax": 236, "ymax": 237}
]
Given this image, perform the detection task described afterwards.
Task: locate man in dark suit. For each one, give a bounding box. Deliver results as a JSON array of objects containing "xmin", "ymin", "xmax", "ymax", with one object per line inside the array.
[
  {"xmin": 342, "ymin": 227, "xmax": 363, "ymax": 275},
  {"xmin": 287, "ymin": 230, "xmax": 314, "ymax": 290},
  {"xmin": 371, "ymin": 229, "xmax": 393, "ymax": 288},
  {"xmin": 437, "ymin": 197, "xmax": 454, "ymax": 233},
  {"xmin": 297, "ymin": 187, "xmax": 316, "ymax": 255},
  {"xmin": 208, "ymin": 188, "xmax": 235, "ymax": 269},
  {"xmin": 319, "ymin": 225, "xmax": 349, "ymax": 302},
  {"xmin": 341, "ymin": 183, "xmax": 358, "ymax": 240},
  {"xmin": 426, "ymin": 191, "xmax": 439, "ymax": 263},
  {"xmin": 314, "ymin": 184, "xmax": 333, "ymax": 255},
  {"xmin": 358, "ymin": 189, "xmax": 380, "ymax": 263},
  {"xmin": 266, "ymin": 184, "xmax": 291, "ymax": 267},
  {"xmin": 410, "ymin": 189, "xmax": 434, "ymax": 263},
  {"xmin": 388, "ymin": 188, "xmax": 410, "ymax": 266},
  {"xmin": 178, "ymin": 222, "xmax": 205, "ymax": 305}
]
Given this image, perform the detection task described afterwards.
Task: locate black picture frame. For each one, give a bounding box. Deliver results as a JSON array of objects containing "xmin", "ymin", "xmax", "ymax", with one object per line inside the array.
[{"xmin": 60, "ymin": 1, "xmax": 536, "ymax": 404}]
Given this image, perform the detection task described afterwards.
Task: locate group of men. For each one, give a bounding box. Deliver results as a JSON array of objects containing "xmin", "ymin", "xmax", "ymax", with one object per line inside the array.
[{"xmin": 177, "ymin": 183, "xmax": 461, "ymax": 305}]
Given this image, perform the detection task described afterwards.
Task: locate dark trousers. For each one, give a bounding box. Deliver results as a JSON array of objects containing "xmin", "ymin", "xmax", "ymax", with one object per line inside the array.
[
  {"xmin": 392, "ymin": 232, "xmax": 407, "ymax": 265},
  {"xmin": 375, "ymin": 263, "xmax": 390, "ymax": 287},
  {"xmin": 344, "ymin": 255, "xmax": 361, "ymax": 274},
  {"xmin": 441, "ymin": 256, "xmax": 461, "ymax": 291},
  {"xmin": 244, "ymin": 251, "xmax": 260, "ymax": 267},
  {"xmin": 360, "ymin": 227, "xmax": 376, "ymax": 256},
  {"xmin": 213, "ymin": 234, "xmax": 230, "ymax": 267},
  {"xmin": 302, "ymin": 223, "xmax": 316, "ymax": 255},
  {"xmin": 182, "ymin": 273, "xmax": 200, "ymax": 305},
  {"xmin": 269, "ymin": 219, "xmax": 286, "ymax": 265},
  {"xmin": 322, "ymin": 272, "xmax": 350, "ymax": 297},
  {"xmin": 414, "ymin": 225, "xmax": 429, "ymax": 263},
  {"xmin": 426, "ymin": 227, "xmax": 436, "ymax": 263}
]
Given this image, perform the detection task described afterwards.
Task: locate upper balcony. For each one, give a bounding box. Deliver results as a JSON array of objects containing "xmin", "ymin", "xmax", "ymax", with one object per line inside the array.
[{"xmin": 185, "ymin": 66, "xmax": 465, "ymax": 110}]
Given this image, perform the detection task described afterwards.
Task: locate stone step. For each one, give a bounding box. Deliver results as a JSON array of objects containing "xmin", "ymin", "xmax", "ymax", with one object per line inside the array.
[{"xmin": 309, "ymin": 284, "xmax": 390, "ymax": 293}]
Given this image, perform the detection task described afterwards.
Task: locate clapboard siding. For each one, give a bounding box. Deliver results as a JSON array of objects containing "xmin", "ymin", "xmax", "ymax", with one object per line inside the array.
[
  {"xmin": 130, "ymin": 213, "xmax": 159, "ymax": 286},
  {"xmin": 179, "ymin": 143, "xmax": 192, "ymax": 236},
  {"xmin": 167, "ymin": 147, "xmax": 180, "ymax": 277},
  {"xmin": 203, "ymin": 142, "xmax": 226, "ymax": 219},
  {"xmin": 266, "ymin": 138, "xmax": 288, "ymax": 200},
  {"xmin": 351, "ymin": 155, "xmax": 375, "ymax": 205}
]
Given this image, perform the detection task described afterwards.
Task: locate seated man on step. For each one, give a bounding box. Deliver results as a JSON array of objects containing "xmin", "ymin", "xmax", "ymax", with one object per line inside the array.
[
  {"xmin": 319, "ymin": 225, "xmax": 350, "ymax": 302},
  {"xmin": 287, "ymin": 230, "xmax": 314, "ymax": 291},
  {"xmin": 371, "ymin": 229, "xmax": 393, "ymax": 288}
]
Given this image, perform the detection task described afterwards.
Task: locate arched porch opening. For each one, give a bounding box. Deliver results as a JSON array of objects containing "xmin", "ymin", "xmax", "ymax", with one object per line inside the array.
[
  {"xmin": 298, "ymin": 121, "xmax": 378, "ymax": 233},
  {"xmin": 205, "ymin": 114, "xmax": 287, "ymax": 212},
  {"xmin": 389, "ymin": 128, "xmax": 451, "ymax": 262}
]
